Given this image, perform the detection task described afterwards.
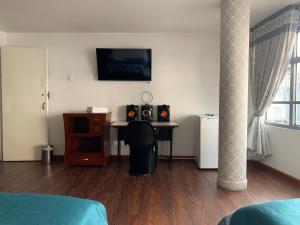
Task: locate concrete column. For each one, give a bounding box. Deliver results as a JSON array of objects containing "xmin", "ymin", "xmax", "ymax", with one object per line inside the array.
[{"xmin": 217, "ymin": 0, "xmax": 250, "ymax": 191}]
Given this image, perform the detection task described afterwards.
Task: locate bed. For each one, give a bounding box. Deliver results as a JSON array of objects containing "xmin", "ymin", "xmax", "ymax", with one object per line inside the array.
[
  {"xmin": 218, "ymin": 199, "xmax": 300, "ymax": 225},
  {"xmin": 0, "ymin": 192, "xmax": 108, "ymax": 225}
]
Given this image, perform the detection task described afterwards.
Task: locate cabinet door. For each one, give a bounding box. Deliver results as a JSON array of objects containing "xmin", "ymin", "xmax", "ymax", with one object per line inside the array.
[{"xmin": 1, "ymin": 47, "xmax": 48, "ymax": 161}]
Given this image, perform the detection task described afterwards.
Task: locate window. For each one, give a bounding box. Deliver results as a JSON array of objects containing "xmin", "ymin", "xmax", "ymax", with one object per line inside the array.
[{"xmin": 266, "ymin": 32, "xmax": 300, "ymax": 128}]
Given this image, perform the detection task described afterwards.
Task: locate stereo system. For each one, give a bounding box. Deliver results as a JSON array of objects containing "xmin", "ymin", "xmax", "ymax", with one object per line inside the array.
[
  {"xmin": 126, "ymin": 105, "xmax": 139, "ymax": 122},
  {"xmin": 126, "ymin": 104, "xmax": 170, "ymax": 122},
  {"xmin": 141, "ymin": 104, "xmax": 153, "ymax": 122},
  {"xmin": 157, "ymin": 105, "xmax": 170, "ymax": 122}
]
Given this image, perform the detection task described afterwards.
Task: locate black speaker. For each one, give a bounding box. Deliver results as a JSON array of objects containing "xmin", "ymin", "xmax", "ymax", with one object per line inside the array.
[
  {"xmin": 157, "ymin": 105, "xmax": 170, "ymax": 122},
  {"xmin": 141, "ymin": 104, "xmax": 153, "ymax": 122},
  {"xmin": 126, "ymin": 105, "xmax": 138, "ymax": 122}
]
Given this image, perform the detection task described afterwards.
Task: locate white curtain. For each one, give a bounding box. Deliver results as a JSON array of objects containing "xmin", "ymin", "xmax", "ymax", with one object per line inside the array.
[{"xmin": 248, "ymin": 5, "xmax": 300, "ymax": 159}]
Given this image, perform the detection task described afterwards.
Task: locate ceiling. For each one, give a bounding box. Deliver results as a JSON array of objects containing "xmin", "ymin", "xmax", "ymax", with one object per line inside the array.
[{"xmin": 0, "ymin": 0, "xmax": 297, "ymax": 33}]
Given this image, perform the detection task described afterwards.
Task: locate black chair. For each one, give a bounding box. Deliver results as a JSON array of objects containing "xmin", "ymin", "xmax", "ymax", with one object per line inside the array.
[{"xmin": 125, "ymin": 120, "xmax": 158, "ymax": 176}]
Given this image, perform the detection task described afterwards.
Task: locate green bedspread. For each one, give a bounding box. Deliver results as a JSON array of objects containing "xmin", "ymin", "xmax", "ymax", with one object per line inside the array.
[
  {"xmin": 230, "ymin": 199, "xmax": 300, "ymax": 225},
  {"xmin": 0, "ymin": 192, "xmax": 108, "ymax": 225}
]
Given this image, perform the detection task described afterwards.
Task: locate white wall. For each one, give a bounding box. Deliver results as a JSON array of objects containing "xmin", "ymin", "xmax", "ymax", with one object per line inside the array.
[
  {"xmin": 0, "ymin": 31, "xmax": 7, "ymax": 46},
  {"xmin": 264, "ymin": 126, "xmax": 300, "ymax": 179},
  {"xmin": 5, "ymin": 32, "xmax": 299, "ymax": 179},
  {"xmin": 6, "ymin": 33, "xmax": 220, "ymax": 156},
  {"xmin": 0, "ymin": 31, "xmax": 7, "ymax": 160}
]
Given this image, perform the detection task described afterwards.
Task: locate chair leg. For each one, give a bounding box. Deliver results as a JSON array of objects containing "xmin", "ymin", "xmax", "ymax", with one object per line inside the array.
[{"xmin": 155, "ymin": 142, "xmax": 158, "ymax": 169}]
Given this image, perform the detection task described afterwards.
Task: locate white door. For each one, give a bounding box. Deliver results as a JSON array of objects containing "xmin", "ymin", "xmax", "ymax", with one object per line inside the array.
[{"xmin": 1, "ymin": 47, "xmax": 48, "ymax": 161}]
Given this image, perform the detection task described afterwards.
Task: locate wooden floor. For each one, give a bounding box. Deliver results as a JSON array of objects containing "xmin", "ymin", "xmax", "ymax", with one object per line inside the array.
[{"xmin": 0, "ymin": 160, "xmax": 299, "ymax": 225}]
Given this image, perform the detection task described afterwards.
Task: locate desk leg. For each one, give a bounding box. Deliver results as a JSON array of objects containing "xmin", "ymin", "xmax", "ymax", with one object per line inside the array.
[
  {"xmin": 169, "ymin": 128, "xmax": 173, "ymax": 169},
  {"xmin": 117, "ymin": 128, "xmax": 122, "ymax": 168}
]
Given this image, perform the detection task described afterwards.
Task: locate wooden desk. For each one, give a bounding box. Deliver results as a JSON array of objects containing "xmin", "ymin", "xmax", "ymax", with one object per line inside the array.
[{"xmin": 111, "ymin": 121, "xmax": 179, "ymax": 167}]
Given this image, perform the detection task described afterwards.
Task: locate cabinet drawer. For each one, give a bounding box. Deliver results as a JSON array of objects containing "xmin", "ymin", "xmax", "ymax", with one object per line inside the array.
[
  {"xmin": 91, "ymin": 126, "xmax": 103, "ymax": 135},
  {"xmin": 67, "ymin": 153, "xmax": 105, "ymax": 165},
  {"xmin": 91, "ymin": 116, "xmax": 105, "ymax": 125}
]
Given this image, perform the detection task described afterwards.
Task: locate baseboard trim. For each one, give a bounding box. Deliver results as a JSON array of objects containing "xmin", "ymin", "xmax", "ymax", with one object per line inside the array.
[
  {"xmin": 250, "ymin": 160, "xmax": 300, "ymax": 185},
  {"xmin": 158, "ymin": 155, "xmax": 195, "ymax": 160},
  {"xmin": 53, "ymin": 155, "xmax": 64, "ymax": 162},
  {"xmin": 110, "ymin": 155, "xmax": 129, "ymax": 161},
  {"xmin": 110, "ymin": 155, "xmax": 195, "ymax": 161},
  {"xmin": 54, "ymin": 155, "xmax": 195, "ymax": 162}
]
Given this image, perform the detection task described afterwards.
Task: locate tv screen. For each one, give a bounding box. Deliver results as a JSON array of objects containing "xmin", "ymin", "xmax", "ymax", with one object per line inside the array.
[{"xmin": 96, "ymin": 48, "xmax": 152, "ymax": 81}]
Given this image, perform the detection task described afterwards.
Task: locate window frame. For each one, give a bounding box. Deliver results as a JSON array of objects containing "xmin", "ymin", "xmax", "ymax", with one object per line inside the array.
[{"xmin": 265, "ymin": 32, "xmax": 300, "ymax": 130}]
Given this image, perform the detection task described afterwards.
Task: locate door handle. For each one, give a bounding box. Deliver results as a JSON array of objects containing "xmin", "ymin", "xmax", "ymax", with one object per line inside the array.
[{"xmin": 42, "ymin": 102, "xmax": 46, "ymax": 110}]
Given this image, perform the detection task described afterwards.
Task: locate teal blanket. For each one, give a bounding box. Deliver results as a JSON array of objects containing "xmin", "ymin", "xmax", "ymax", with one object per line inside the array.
[
  {"xmin": 228, "ymin": 199, "xmax": 300, "ymax": 225},
  {"xmin": 0, "ymin": 193, "xmax": 108, "ymax": 225}
]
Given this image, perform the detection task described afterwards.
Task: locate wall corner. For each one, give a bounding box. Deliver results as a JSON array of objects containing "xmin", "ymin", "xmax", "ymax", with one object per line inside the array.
[
  {"xmin": 0, "ymin": 31, "xmax": 7, "ymax": 46},
  {"xmin": 0, "ymin": 30, "xmax": 5, "ymax": 161}
]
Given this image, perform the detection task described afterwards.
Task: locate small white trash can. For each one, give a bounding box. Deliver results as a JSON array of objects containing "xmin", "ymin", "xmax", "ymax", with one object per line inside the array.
[{"xmin": 41, "ymin": 145, "xmax": 54, "ymax": 165}]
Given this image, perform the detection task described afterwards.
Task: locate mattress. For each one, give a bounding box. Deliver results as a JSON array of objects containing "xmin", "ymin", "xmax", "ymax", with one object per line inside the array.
[
  {"xmin": 0, "ymin": 192, "xmax": 108, "ymax": 225},
  {"xmin": 218, "ymin": 199, "xmax": 300, "ymax": 225}
]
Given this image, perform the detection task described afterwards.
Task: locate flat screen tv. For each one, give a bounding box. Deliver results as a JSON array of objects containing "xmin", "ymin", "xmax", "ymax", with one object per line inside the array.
[{"xmin": 96, "ymin": 48, "xmax": 152, "ymax": 81}]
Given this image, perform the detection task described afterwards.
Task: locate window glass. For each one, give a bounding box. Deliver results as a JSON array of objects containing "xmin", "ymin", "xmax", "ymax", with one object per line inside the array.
[
  {"xmin": 266, "ymin": 32, "xmax": 300, "ymax": 127},
  {"xmin": 274, "ymin": 65, "xmax": 291, "ymax": 101},
  {"xmin": 296, "ymin": 104, "xmax": 300, "ymax": 126},
  {"xmin": 297, "ymin": 33, "xmax": 300, "ymax": 57},
  {"xmin": 296, "ymin": 64, "xmax": 300, "ymax": 101},
  {"xmin": 266, "ymin": 104, "xmax": 290, "ymax": 124}
]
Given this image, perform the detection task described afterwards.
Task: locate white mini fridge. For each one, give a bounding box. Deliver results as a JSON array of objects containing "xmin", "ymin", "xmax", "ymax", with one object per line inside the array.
[{"xmin": 194, "ymin": 115, "xmax": 219, "ymax": 169}]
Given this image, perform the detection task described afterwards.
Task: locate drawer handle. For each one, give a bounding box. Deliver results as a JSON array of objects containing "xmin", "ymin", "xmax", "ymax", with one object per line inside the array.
[
  {"xmin": 82, "ymin": 158, "xmax": 89, "ymax": 161},
  {"xmin": 94, "ymin": 118, "xmax": 98, "ymax": 121},
  {"xmin": 94, "ymin": 128, "xmax": 99, "ymax": 132}
]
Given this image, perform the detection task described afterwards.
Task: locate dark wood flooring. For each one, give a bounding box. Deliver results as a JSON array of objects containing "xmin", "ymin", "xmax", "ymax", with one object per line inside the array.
[{"xmin": 0, "ymin": 160, "xmax": 299, "ymax": 225}]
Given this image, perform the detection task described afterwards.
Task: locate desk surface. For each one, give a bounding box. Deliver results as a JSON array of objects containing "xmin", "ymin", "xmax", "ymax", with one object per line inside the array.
[{"xmin": 111, "ymin": 121, "xmax": 179, "ymax": 128}]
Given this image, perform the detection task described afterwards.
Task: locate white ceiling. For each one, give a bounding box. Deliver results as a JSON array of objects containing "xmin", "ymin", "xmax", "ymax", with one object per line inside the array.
[{"xmin": 0, "ymin": 0, "xmax": 297, "ymax": 33}]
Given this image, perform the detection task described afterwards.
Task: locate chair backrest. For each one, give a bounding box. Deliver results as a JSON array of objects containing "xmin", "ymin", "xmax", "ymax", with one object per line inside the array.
[{"xmin": 125, "ymin": 120, "xmax": 156, "ymax": 147}]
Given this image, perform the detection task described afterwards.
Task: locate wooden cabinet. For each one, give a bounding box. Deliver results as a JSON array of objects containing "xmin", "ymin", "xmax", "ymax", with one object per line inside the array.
[{"xmin": 63, "ymin": 113, "xmax": 111, "ymax": 167}]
